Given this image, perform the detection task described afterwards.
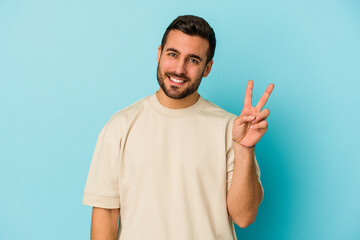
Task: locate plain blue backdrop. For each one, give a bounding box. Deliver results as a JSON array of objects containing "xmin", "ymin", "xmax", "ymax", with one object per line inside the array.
[{"xmin": 1, "ymin": 0, "xmax": 359, "ymax": 239}]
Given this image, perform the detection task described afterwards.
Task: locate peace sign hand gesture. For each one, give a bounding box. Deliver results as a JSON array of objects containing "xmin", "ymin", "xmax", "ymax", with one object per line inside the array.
[{"xmin": 232, "ymin": 80, "xmax": 275, "ymax": 148}]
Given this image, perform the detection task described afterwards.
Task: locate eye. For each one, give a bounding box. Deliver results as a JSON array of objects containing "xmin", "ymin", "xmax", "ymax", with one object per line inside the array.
[
  {"xmin": 189, "ymin": 58, "xmax": 199, "ymax": 64},
  {"xmin": 168, "ymin": 52, "xmax": 176, "ymax": 57}
]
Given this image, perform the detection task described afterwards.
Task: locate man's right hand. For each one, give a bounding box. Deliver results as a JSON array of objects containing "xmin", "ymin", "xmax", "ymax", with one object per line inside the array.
[{"xmin": 91, "ymin": 207, "xmax": 120, "ymax": 240}]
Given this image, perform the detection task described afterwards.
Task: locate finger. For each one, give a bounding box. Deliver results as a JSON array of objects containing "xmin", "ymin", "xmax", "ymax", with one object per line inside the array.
[
  {"xmin": 255, "ymin": 83, "xmax": 275, "ymax": 111},
  {"xmin": 252, "ymin": 109, "xmax": 270, "ymax": 124},
  {"xmin": 250, "ymin": 120, "xmax": 268, "ymax": 130},
  {"xmin": 235, "ymin": 114, "xmax": 256, "ymax": 125},
  {"xmin": 244, "ymin": 80, "xmax": 253, "ymax": 107}
]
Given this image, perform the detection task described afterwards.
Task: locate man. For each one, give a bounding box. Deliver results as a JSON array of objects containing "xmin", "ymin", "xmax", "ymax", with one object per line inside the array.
[{"xmin": 83, "ymin": 15, "xmax": 274, "ymax": 240}]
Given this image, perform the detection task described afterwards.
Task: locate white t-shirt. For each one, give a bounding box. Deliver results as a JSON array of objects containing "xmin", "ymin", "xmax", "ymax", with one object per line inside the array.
[{"xmin": 83, "ymin": 93, "xmax": 262, "ymax": 240}]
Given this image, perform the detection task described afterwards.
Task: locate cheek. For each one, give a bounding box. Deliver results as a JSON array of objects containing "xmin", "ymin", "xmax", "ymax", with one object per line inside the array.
[
  {"xmin": 159, "ymin": 60, "xmax": 172, "ymax": 73},
  {"xmin": 190, "ymin": 67, "xmax": 205, "ymax": 78}
]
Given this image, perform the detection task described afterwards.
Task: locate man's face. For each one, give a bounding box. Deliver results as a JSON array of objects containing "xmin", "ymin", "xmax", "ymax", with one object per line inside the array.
[{"xmin": 156, "ymin": 30, "xmax": 213, "ymax": 99}]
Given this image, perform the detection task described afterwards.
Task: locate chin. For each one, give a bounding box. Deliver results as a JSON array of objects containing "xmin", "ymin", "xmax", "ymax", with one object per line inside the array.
[{"xmin": 164, "ymin": 89, "xmax": 186, "ymax": 99}]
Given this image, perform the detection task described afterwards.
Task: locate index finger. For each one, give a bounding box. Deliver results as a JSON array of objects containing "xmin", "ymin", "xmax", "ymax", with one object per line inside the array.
[
  {"xmin": 244, "ymin": 80, "xmax": 253, "ymax": 107},
  {"xmin": 255, "ymin": 83, "xmax": 275, "ymax": 110}
]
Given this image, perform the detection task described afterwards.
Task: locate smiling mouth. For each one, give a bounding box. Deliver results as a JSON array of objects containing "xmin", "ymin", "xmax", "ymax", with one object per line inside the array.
[{"xmin": 168, "ymin": 75, "xmax": 188, "ymax": 84}]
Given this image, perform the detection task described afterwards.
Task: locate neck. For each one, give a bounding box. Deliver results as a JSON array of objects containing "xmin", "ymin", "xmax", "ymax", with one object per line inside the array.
[{"xmin": 156, "ymin": 89, "xmax": 200, "ymax": 109}]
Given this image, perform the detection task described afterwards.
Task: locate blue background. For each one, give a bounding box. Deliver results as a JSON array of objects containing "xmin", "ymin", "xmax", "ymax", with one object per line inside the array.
[{"xmin": 1, "ymin": 0, "xmax": 359, "ymax": 239}]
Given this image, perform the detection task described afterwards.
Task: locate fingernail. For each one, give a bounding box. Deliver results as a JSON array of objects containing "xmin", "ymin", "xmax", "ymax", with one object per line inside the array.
[{"xmin": 249, "ymin": 115, "xmax": 255, "ymax": 119}]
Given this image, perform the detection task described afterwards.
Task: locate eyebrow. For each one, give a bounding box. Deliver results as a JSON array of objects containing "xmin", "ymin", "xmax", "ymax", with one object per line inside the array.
[{"xmin": 166, "ymin": 47, "xmax": 203, "ymax": 62}]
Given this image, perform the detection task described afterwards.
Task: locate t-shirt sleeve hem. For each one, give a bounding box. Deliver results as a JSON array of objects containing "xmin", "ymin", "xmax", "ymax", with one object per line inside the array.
[
  {"xmin": 258, "ymin": 179, "xmax": 264, "ymax": 204},
  {"xmin": 83, "ymin": 192, "xmax": 120, "ymax": 209}
]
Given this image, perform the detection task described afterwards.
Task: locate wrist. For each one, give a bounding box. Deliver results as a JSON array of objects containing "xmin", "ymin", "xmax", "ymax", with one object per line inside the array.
[
  {"xmin": 232, "ymin": 139, "xmax": 255, "ymax": 155},
  {"xmin": 232, "ymin": 138, "xmax": 255, "ymax": 149},
  {"xmin": 234, "ymin": 143, "xmax": 255, "ymax": 153}
]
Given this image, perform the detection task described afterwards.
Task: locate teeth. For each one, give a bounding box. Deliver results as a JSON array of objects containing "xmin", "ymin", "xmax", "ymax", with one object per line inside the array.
[{"xmin": 170, "ymin": 77, "xmax": 185, "ymax": 83}]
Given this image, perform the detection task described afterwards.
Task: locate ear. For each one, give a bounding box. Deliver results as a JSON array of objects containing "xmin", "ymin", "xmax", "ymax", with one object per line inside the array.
[
  {"xmin": 157, "ymin": 46, "xmax": 162, "ymax": 63},
  {"xmin": 202, "ymin": 60, "xmax": 214, "ymax": 77}
]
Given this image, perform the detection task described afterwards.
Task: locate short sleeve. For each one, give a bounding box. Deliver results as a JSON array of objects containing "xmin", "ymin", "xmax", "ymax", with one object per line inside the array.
[
  {"xmin": 83, "ymin": 126, "xmax": 120, "ymax": 209},
  {"xmin": 226, "ymin": 116, "xmax": 236, "ymax": 192},
  {"xmin": 226, "ymin": 117, "xmax": 264, "ymax": 201}
]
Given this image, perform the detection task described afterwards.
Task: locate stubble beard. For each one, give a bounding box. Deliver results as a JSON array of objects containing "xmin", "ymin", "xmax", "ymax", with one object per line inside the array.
[{"xmin": 156, "ymin": 64, "xmax": 205, "ymax": 100}]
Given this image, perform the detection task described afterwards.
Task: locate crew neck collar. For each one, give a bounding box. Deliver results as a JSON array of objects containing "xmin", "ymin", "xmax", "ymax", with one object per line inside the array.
[{"xmin": 147, "ymin": 93, "xmax": 206, "ymax": 118}]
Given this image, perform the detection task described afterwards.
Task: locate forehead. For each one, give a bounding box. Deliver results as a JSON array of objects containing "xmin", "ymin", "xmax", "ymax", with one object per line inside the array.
[{"xmin": 164, "ymin": 30, "xmax": 209, "ymax": 58}]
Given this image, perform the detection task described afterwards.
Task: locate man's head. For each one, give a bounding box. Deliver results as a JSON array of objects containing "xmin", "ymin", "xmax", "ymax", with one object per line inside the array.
[
  {"xmin": 157, "ymin": 15, "xmax": 216, "ymax": 100},
  {"xmin": 160, "ymin": 15, "xmax": 216, "ymax": 65}
]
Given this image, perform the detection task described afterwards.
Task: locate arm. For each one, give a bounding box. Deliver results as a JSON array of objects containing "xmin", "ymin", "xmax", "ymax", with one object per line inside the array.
[
  {"xmin": 91, "ymin": 207, "xmax": 120, "ymax": 240},
  {"xmin": 227, "ymin": 145, "xmax": 263, "ymax": 228},
  {"xmin": 227, "ymin": 80, "xmax": 274, "ymax": 228}
]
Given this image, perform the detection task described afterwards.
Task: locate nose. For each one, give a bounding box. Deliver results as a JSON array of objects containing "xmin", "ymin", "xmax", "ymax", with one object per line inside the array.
[{"xmin": 174, "ymin": 59, "xmax": 186, "ymax": 75}]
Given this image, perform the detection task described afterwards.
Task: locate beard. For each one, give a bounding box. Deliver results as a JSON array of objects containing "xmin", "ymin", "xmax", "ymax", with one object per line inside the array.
[{"xmin": 156, "ymin": 64, "xmax": 205, "ymax": 99}]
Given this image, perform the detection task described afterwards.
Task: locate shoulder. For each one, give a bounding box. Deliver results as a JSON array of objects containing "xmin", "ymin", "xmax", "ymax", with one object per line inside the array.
[
  {"xmin": 99, "ymin": 95, "xmax": 150, "ymax": 141},
  {"xmin": 201, "ymin": 98, "xmax": 237, "ymax": 122},
  {"xmin": 199, "ymin": 98, "xmax": 237, "ymax": 142}
]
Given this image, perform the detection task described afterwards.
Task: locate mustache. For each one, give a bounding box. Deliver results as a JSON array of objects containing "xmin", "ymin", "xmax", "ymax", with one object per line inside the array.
[{"xmin": 166, "ymin": 72, "xmax": 190, "ymax": 81}]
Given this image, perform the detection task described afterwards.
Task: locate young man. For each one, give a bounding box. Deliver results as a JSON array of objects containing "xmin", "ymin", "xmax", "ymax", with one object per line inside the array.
[{"xmin": 83, "ymin": 15, "xmax": 274, "ymax": 240}]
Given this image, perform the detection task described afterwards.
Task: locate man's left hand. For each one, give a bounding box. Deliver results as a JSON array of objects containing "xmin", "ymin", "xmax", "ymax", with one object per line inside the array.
[{"xmin": 232, "ymin": 80, "xmax": 275, "ymax": 148}]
